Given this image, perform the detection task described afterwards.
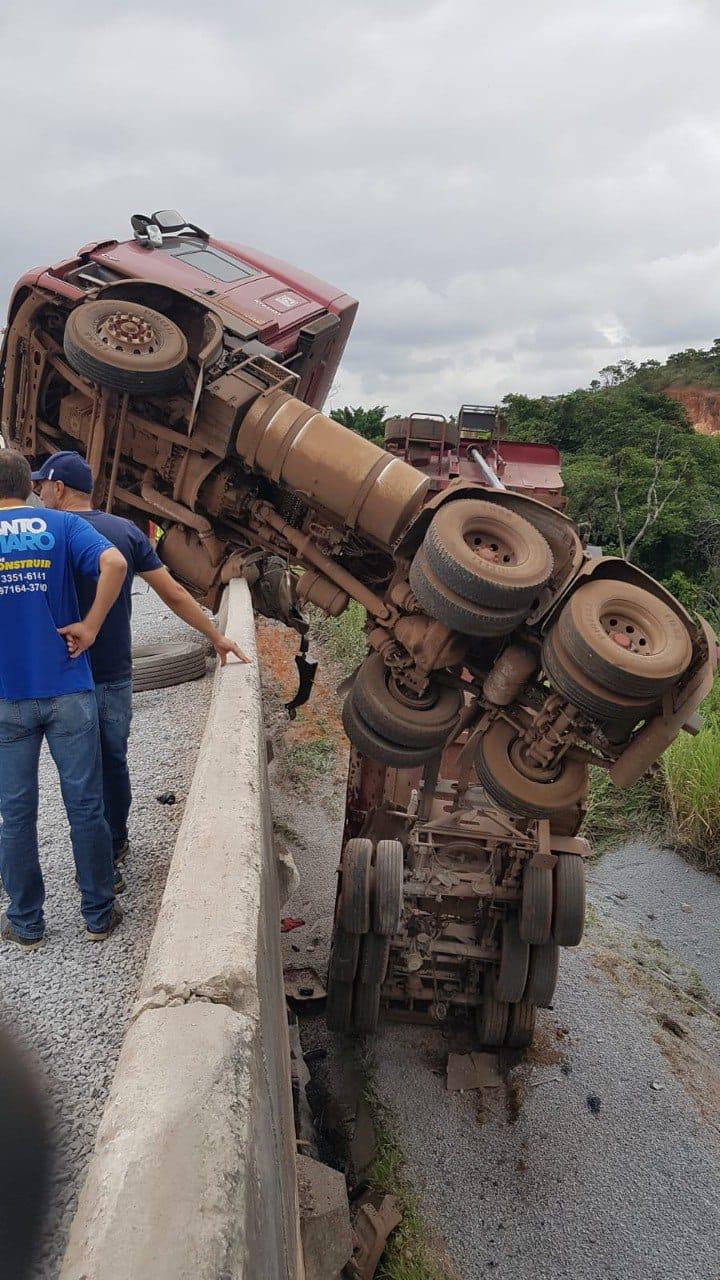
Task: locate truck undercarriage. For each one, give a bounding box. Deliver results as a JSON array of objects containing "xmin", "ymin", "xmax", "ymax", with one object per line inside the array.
[{"xmin": 2, "ymin": 212, "xmax": 716, "ymax": 1050}]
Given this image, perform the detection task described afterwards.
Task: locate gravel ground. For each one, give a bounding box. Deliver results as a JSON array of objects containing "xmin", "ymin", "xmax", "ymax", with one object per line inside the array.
[
  {"xmin": 0, "ymin": 585, "xmax": 213, "ymax": 1279},
  {"xmin": 588, "ymin": 841, "xmax": 720, "ymax": 997},
  {"xmin": 263, "ymin": 637, "xmax": 720, "ymax": 1280}
]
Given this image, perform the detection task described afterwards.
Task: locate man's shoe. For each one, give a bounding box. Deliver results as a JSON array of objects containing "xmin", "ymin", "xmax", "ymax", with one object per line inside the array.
[
  {"xmin": 86, "ymin": 906, "xmax": 123, "ymax": 942},
  {"xmin": 1, "ymin": 912, "xmax": 43, "ymax": 951},
  {"xmin": 113, "ymin": 865, "xmax": 126, "ymax": 894},
  {"xmin": 113, "ymin": 838, "xmax": 130, "ymax": 864}
]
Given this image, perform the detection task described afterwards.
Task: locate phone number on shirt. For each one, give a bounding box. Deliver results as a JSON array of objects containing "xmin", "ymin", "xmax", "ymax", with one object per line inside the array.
[{"xmin": 0, "ymin": 581, "xmax": 48, "ymax": 594}]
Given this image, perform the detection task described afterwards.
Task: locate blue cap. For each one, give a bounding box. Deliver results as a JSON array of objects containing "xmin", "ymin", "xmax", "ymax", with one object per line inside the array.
[{"xmin": 32, "ymin": 451, "xmax": 94, "ymax": 494}]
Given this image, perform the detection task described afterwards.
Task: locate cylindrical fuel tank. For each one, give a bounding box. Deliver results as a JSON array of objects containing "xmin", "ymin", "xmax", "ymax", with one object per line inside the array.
[{"xmin": 236, "ymin": 389, "xmax": 430, "ymax": 547}]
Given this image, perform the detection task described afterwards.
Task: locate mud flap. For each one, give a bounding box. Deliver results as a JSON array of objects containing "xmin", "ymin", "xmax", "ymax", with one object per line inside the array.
[{"xmin": 286, "ymin": 632, "xmax": 318, "ymax": 719}]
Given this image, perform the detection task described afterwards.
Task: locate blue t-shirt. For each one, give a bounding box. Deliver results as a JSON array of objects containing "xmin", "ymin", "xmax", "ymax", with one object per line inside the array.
[
  {"xmin": 76, "ymin": 511, "xmax": 162, "ymax": 684},
  {"xmin": 0, "ymin": 506, "xmax": 112, "ymax": 700}
]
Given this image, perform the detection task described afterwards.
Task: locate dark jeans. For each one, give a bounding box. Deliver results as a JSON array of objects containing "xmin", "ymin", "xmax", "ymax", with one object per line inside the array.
[
  {"xmin": 94, "ymin": 679, "xmax": 133, "ymax": 858},
  {"xmin": 0, "ymin": 692, "xmax": 115, "ymax": 939}
]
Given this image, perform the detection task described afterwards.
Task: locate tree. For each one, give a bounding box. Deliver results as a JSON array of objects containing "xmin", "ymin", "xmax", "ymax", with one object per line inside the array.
[
  {"xmin": 611, "ymin": 430, "xmax": 688, "ymax": 563},
  {"xmin": 330, "ymin": 405, "xmax": 388, "ymax": 445}
]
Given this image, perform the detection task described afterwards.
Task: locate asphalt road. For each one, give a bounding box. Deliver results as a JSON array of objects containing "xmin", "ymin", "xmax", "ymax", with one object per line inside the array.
[{"xmin": 266, "ymin": 646, "xmax": 720, "ymax": 1280}]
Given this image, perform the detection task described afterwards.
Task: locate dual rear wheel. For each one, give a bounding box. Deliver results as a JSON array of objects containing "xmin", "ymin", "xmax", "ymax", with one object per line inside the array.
[{"xmin": 326, "ymin": 837, "xmax": 404, "ymax": 1035}]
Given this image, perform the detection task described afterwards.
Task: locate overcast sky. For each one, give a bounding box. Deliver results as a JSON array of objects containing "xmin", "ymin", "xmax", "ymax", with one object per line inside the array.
[{"xmin": 2, "ymin": 0, "xmax": 719, "ymax": 414}]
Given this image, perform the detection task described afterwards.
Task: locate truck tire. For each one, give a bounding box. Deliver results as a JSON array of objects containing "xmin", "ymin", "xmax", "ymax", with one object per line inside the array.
[
  {"xmin": 505, "ymin": 998, "xmax": 537, "ymax": 1049},
  {"xmin": 409, "ymin": 548, "xmax": 527, "ymax": 637},
  {"xmin": 553, "ymin": 854, "xmax": 586, "ymax": 947},
  {"xmin": 476, "ymin": 977, "xmax": 510, "ymax": 1047},
  {"xmin": 351, "ymin": 654, "xmax": 462, "ymax": 748},
  {"xmin": 328, "ymin": 924, "xmax": 361, "ymax": 983},
  {"xmin": 519, "ymin": 863, "xmax": 553, "ymax": 945},
  {"xmin": 494, "ymin": 918, "xmax": 530, "ymax": 1003},
  {"xmin": 423, "ymin": 499, "xmax": 553, "ymax": 608},
  {"xmin": 557, "ymin": 580, "xmax": 692, "ymax": 698},
  {"xmin": 132, "ymin": 641, "xmax": 208, "ymax": 693},
  {"xmin": 525, "ymin": 941, "xmax": 560, "ymax": 1007},
  {"xmin": 372, "ymin": 839, "xmax": 404, "ymax": 935},
  {"xmin": 358, "ymin": 932, "xmax": 391, "ymax": 985},
  {"xmin": 342, "ymin": 695, "xmax": 444, "ymax": 768},
  {"xmin": 542, "ymin": 629, "xmax": 657, "ymax": 723},
  {"xmin": 353, "ymin": 981, "xmax": 382, "ymax": 1034},
  {"xmin": 325, "ymin": 976, "xmax": 354, "ymax": 1032},
  {"xmin": 64, "ymin": 300, "xmax": 187, "ymax": 395},
  {"xmin": 339, "ymin": 839, "xmax": 373, "ymax": 934},
  {"xmin": 474, "ymin": 718, "xmax": 588, "ymax": 819}
]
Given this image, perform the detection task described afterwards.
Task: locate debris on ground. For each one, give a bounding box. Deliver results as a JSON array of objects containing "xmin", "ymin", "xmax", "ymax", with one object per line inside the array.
[
  {"xmin": 284, "ymin": 966, "xmax": 327, "ymax": 1004},
  {"xmin": 346, "ymin": 1190, "xmax": 402, "ymax": 1280},
  {"xmin": 155, "ymin": 791, "xmax": 177, "ymax": 805},
  {"xmin": 446, "ymin": 1051, "xmax": 503, "ymax": 1093},
  {"xmin": 281, "ymin": 916, "xmax": 306, "ymax": 933}
]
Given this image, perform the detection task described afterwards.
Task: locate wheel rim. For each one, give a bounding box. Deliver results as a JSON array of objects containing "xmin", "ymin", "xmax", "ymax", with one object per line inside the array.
[
  {"xmin": 465, "ymin": 525, "xmax": 517, "ymax": 567},
  {"xmin": 475, "ymin": 718, "xmax": 588, "ymax": 817},
  {"xmin": 386, "ymin": 670, "xmax": 438, "ymax": 711},
  {"xmin": 97, "ymin": 311, "xmax": 161, "ymax": 356}
]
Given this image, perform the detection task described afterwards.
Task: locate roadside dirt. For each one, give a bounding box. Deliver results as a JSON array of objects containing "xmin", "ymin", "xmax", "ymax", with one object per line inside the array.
[{"xmin": 259, "ymin": 623, "xmax": 720, "ymax": 1280}]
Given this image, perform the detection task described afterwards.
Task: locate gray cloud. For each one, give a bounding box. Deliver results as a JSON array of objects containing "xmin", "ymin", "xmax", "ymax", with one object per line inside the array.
[{"xmin": 2, "ymin": 0, "xmax": 719, "ymax": 414}]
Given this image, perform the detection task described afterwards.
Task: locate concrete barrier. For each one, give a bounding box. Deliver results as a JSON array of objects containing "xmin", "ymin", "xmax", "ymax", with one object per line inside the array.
[{"xmin": 61, "ymin": 579, "xmax": 303, "ymax": 1280}]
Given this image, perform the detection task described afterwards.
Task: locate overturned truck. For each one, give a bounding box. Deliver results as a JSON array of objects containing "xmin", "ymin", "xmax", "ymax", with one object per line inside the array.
[{"xmin": 2, "ymin": 210, "xmax": 716, "ymax": 1050}]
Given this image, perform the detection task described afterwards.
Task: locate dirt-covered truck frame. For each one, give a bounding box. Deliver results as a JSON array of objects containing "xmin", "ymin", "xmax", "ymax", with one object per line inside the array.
[{"xmin": 2, "ymin": 210, "xmax": 716, "ymax": 1050}]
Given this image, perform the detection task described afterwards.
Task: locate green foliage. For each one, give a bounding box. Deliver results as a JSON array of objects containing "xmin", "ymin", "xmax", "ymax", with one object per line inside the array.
[
  {"xmin": 587, "ymin": 677, "xmax": 720, "ymax": 871},
  {"xmin": 504, "ymin": 351, "xmax": 720, "ymax": 587},
  {"xmin": 330, "ymin": 404, "xmax": 388, "ymax": 445},
  {"xmin": 310, "ymin": 599, "xmax": 367, "ymax": 676},
  {"xmin": 279, "ymin": 737, "xmax": 335, "ymax": 789}
]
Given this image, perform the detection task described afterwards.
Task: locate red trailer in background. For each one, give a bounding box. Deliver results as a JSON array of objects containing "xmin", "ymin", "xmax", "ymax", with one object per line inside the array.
[{"xmin": 383, "ymin": 405, "xmax": 565, "ymax": 508}]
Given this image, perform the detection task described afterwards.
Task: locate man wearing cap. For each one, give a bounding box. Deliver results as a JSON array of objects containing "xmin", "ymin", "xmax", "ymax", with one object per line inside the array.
[
  {"xmin": 36, "ymin": 451, "xmax": 249, "ymax": 878},
  {"xmin": 0, "ymin": 449, "xmax": 127, "ymax": 948}
]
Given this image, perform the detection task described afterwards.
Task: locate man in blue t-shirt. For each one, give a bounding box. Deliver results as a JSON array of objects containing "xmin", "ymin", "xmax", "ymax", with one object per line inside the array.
[
  {"xmin": 0, "ymin": 450, "xmax": 128, "ymax": 948},
  {"xmin": 35, "ymin": 451, "xmax": 249, "ymax": 876}
]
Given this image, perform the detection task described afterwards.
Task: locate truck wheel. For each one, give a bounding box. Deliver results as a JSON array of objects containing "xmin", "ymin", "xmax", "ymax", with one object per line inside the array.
[
  {"xmin": 64, "ymin": 300, "xmax": 188, "ymax": 395},
  {"xmin": 409, "ymin": 549, "xmax": 527, "ymax": 637},
  {"xmin": 553, "ymin": 854, "xmax": 586, "ymax": 947},
  {"xmin": 525, "ymin": 941, "xmax": 560, "ymax": 1007},
  {"xmin": 339, "ymin": 838, "xmax": 373, "ymax": 934},
  {"xmin": 342, "ymin": 695, "xmax": 445, "ymax": 768},
  {"xmin": 351, "ymin": 654, "xmax": 462, "ymax": 748},
  {"xmin": 358, "ymin": 932, "xmax": 392, "ymax": 985},
  {"xmin": 353, "ymin": 981, "xmax": 382, "ymax": 1034},
  {"xmin": 476, "ymin": 976, "xmax": 510, "ymax": 1047},
  {"xmin": 423, "ymin": 499, "xmax": 553, "ymax": 609},
  {"xmin": 519, "ymin": 863, "xmax": 553, "ymax": 945},
  {"xmin": 557, "ymin": 580, "xmax": 692, "ymax": 699},
  {"xmin": 325, "ymin": 976, "xmax": 354, "ymax": 1032},
  {"xmin": 328, "ymin": 924, "xmax": 361, "ymax": 983},
  {"xmin": 372, "ymin": 840, "xmax": 404, "ymax": 935},
  {"xmin": 542, "ymin": 629, "xmax": 658, "ymax": 723},
  {"xmin": 505, "ymin": 998, "xmax": 537, "ymax": 1049},
  {"xmin": 474, "ymin": 718, "xmax": 589, "ymax": 819},
  {"xmin": 132, "ymin": 641, "xmax": 208, "ymax": 693},
  {"xmin": 494, "ymin": 918, "xmax": 530, "ymax": 1002}
]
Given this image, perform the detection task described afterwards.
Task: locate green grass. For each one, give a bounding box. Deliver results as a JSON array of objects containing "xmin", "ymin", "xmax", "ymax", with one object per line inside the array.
[
  {"xmin": 278, "ymin": 736, "xmax": 335, "ymax": 789},
  {"xmin": 366, "ymin": 1088, "xmax": 456, "ymax": 1280},
  {"xmin": 584, "ymin": 766, "xmax": 663, "ymax": 852},
  {"xmin": 587, "ymin": 675, "xmax": 720, "ymax": 871},
  {"xmin": 309, "ymin": 600, "xmax": 367, "ymax": 676},
  {"xmin": 661, "ymin": 721, "xmax": 720, "ymax": 869}
]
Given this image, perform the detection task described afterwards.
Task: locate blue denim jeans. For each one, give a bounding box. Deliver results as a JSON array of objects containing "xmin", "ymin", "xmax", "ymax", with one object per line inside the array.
[
  {"xmin": 0, "ymin": 691, "xmax": 115, "ymax": 938},
  {"xmin": 93, "ymin": 679, "xmax": 133, "ymax": 858}
]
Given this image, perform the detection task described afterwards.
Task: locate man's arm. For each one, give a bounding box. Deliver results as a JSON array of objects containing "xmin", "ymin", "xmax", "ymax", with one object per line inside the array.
[
  {"xmin": 59, "ymin": 547, "xmax": 127, "ymax": 657},
  {"xmin": 140, "ymin": 567, "xmax": 250, "ymax": 665}
]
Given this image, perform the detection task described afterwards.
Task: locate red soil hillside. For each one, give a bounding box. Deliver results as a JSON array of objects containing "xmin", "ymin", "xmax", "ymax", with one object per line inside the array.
[{"xmin": 665, "ymin": 386, "xmax": 720, "ymax": 436}]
